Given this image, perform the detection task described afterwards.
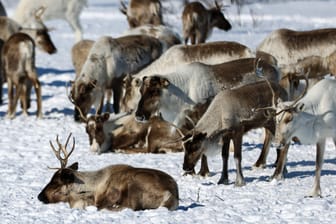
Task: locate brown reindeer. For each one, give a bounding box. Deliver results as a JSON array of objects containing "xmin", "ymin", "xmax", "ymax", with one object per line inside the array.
[
  {"xmin": 2, "ymin": 33, "xmax": 42, "ymax": 118},
  {"xmin": 38, "ymin": 133, "xmax": 179, "ymax": 211},
  {"xmin": 182, "ymin": 81, "xmax": 288, "ymax": 185},
  {"xmin": 82, "ymin": 111, "xmax": 185, "ymax": 154},
  {"xmin": 120, "ymin": 0, "xmax": 163, "ymax": 28},
  {"xmin": 182, "ymin": 1, "xmax": 231, "ymax": 44},
  {"xmin": 280, "ymin": 50, "xmax": 336, "ymax": 99}
]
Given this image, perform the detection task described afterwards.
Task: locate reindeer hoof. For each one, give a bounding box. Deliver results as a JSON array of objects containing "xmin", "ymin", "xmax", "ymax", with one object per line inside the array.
[
  {"xmin": 217, "ymin": 178, "xmax": 229, "ymax": 185},
  {"xmin": 183, "ymin": 170, "xmax": 195, "ymax": 176}
]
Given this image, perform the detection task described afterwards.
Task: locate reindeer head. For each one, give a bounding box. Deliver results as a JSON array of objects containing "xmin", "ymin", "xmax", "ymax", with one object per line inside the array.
[
  {"xmin": 182, "ymin": 132, "xmax": 207, "ymax": 174},
  {"xmin": 208, "ymin": 0, "xmax": 231, "ymax": 31},
  {"xmin": 135, "ymin": 76, "xmax": 169, "ymax": 122},
  {"xmin": 85, "ymin": 113, "xmax": 110, "ymax": 153},
  {"xmin": 120, "ymin": 74, "xmax": 143, "ymax": 112},
  {"xmin": 21, "ymin": 6, "xmax": 57, "ymax": 54},
  {"xmin": 38, "ymin": 134, "xmax": 78, "ymax": 204}
]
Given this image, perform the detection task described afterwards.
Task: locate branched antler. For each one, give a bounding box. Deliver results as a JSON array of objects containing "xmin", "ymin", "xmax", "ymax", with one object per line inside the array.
[{"xmin": 49, "ymin": 133, "xmax": 75, "ymax": 169}]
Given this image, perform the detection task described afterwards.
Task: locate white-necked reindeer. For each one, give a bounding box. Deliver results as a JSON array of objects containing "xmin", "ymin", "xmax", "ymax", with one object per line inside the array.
[{"xmin": 272, "ymin": 78, "xmax": 336, "ymax": 197}]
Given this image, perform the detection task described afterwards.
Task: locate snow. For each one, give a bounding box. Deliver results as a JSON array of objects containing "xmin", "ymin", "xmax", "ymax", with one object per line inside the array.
[{"xmin": 1, "ymin": 0, "xmax": 336, "ymax": 223}]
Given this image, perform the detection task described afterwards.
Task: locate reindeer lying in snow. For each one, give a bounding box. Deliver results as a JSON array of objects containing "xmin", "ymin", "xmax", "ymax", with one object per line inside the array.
[
  {"xmin": 269, "ymin": 78, "xmax": 336, "ymax": 197},
  {"xmin": 83, "ymin": 112, "xmax": 184, "ymax": 154},
  {"xmin": 38, "ymin": 133, "xmax": 179, "ymax": 211},
  {"xmin": 182, "ymin": 81, "xmax": 288, "ymax": 185}
]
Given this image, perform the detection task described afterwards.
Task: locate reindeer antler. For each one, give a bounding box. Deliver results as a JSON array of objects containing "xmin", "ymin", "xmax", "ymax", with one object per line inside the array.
[
  {"xmin": 49, "ymin": 133, "xmax": 75, "ymax": 169},
  {"xmin": 66, "ymin": 81, "xmax": 89, "ymax": 122}
]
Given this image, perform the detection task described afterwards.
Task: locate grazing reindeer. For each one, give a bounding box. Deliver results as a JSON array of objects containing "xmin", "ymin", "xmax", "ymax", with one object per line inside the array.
[
  {"xmin": 120, "ymin": 0, "xmax": 163, "ymax": 28},
  {"xmin": 71, "ymin": 39, "xmax": 112, "ymax": 121},
  {"xmin": 69, "ymin": 35, "xmax": 163, "ymax": 118},
  {"xmin": 257, "ymin": 28, "xmax": 336, "ymax": 97},
  {"xmin": 2, "ymin": 33, "xmax": 42, "ymax": 118},
  {"xmin": 14, "ymin": 0, "xmax": 87, "ymax": 42},
  {"xmin": 280, "ymin": 51, "xmax": 336, "ymax": 99},
  {"xmin": 120, "ymin": 41, "xmax": 253, "ymax": 112},
  {"xmin": 182, "ymin": 1, "xmax": 232, "ymax": 44},
  {"xmin": 182, "ymin": 81, "xmax": 288, "ymax": 185},
  {"xmin": 269, "ymin": 78, "xmax": 336, "ymax": 197},
  {"xmin": 38, "ymin": 133, "xmax": 179, "ymax": 211}
]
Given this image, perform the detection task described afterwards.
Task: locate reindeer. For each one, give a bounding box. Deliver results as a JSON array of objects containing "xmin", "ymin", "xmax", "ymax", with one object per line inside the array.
[
  {"xmin": 135, "ymin": 57, "xmax": 280, "ymax": 127},
  {"xmin": 0, "ymin": 16, "xmax": 57, "ymax": 54},
  {"xmin": 38, "ymin": 133, "xmax": 179, "ymax": 211},
  {"xmin": 257, "ymin": 28, "xmax": 336, "ymax": 98},
  {"xmin": 2, "ymin": 33, "xmax": 42, "ymax": 118},
  {"xmin": 83, "ymin": 112, "xmax": 184, "ymax": 154},
  {"xmin": 120, "ymin": 41, "xmax": 253, "ymax": 112},
  {"xmin": 71, "ymin": 39, "xmax": 112, "ymax": 121},
  {"xmin": 182, "ymin": 81, "xmax": 288, "ymax": 185},
  {"xmin": 123, "ymin": 24, "xmax": 182, "ymax": 49},
  {"xmin": 182, "ymin": 1, "xmax": 231, "ymax": 44},
  {"xmin": 279, "ymin": 50, "xmax": 336, "ymax": 99},
  {"xmin": 69, "ymin": 34, "xmax": 164, "ymax": 118},
  {"xmin": 264, "ymin": 78, "xmax": 336, "ymax": 197},
  {"xmin": 120, "ymin": 0, "xmax": 163, "ymax": 28},
  {"xmin": 14, "ymin": 0, "xmax": 87, "ymax": 42}
]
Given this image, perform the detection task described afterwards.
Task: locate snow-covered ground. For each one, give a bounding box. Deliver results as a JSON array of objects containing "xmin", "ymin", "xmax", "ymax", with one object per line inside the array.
[{"xmin": 1, "ymin": 0, "xmax": 336, "ymax": 223}]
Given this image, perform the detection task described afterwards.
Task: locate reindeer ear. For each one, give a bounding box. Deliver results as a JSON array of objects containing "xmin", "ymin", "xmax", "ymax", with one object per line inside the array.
[
  {"xmin": 68, "ymin": 162, "xmax": 78, "ymax": 170},
  {"xmin": 60, "ymin": 169, "xmax": 75, "ymax": 184}
]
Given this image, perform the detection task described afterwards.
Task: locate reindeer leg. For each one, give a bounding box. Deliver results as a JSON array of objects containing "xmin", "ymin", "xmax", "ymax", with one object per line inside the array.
[
  {"xmin": 307, "ymin": 141, "xmax": 325, "ymax": 197},
  {"xmin": 28, "ymin": 70, "xmax": 42, "ymax": 118},
  {"xmin": 20, "ymin": 81, "xmax": 28, "ymax": 116},
  {"xmin": 198, "ymin": 155, "xmax": 210, "ymax": 176},
  {"xmin": 271, "ymin": 143, "xmax": 290, "ymax": 180},
  {"xmin": 218, "ymin": 136, "xmax": 230, "ymax": 185},
  {"xmin": 253, "ymin": 128, "xmax": 273, "ymax": 168},
  {"xmin": 233, "ymin": 133, "xmax": 245, "ymax": 186},
  {"xmin": 7, "ymin": 79, "xmax": 14, "ymax": 117},
  {"xmin": 10, "ymin": 82, "xmax": 23, "ymax": 118}
]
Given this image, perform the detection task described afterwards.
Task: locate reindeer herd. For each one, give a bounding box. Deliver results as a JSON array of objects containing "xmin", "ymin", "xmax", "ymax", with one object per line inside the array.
[{"xmin": 1, "ymin": 0, "xmax": 336, "ymax": 212}]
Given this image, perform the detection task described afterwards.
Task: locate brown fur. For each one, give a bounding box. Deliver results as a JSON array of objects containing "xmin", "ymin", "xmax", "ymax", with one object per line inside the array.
[
  {"xmin": 182, "ymin": 1, "xmax": 231, "ymax": 44},
  {"xmin": 120, "ymin": 0, "xmax": 163, "ymax": 28},
  {"xmin": 85, "ymin": 113, "xmax": 184, "ymax": 154},
  {"xmin": 38, "ymin": 163, "xmax": 179, "ymax": 211},
  {"xmin": 182, "ymin": 81, "xmax": 288, "ymax": 186},
  {"xmin": 2, "ymin": 33, "xmax": 42, "ymax": 118}
]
